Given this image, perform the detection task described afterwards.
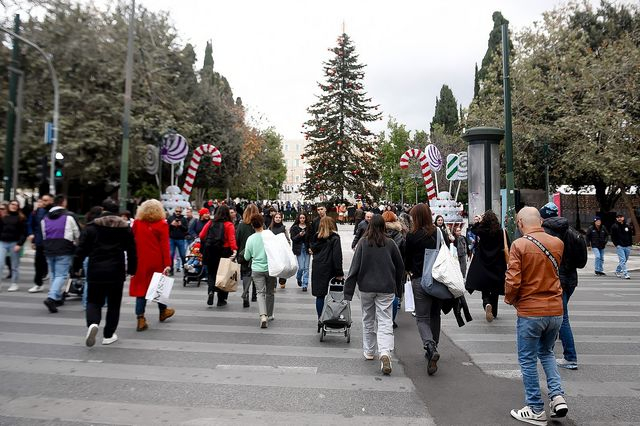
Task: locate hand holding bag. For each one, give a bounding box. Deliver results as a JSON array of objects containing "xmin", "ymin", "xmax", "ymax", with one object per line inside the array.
[
  {"xmin": 420, "ymin": 229, "xmax": 454, "ymax": 300},
  {"xmin": 432, "ymin": 232, "xmax": 465, "ymax": 298},
  {"xmin": 262, "ymin": 230, "xmax": 298, "ymax": 278},
  {"xmin": 146, "ymin": 272, "xmax": 174, "ymax": 304},
  {"xmin": 215, "ymin": 258, "xmax": 240, "ymax": 292}
]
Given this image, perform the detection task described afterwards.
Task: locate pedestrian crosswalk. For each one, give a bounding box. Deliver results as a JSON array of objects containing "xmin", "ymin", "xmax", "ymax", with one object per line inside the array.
[{"xmin": 0, "ymin": 236, "xmax": 435, "ymax": 425}]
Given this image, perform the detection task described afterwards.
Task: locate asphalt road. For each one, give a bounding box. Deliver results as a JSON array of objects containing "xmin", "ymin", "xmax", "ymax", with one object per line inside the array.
[{"xmin": 0, "ymin": 224, "xmax": 637, "ymax": 425}]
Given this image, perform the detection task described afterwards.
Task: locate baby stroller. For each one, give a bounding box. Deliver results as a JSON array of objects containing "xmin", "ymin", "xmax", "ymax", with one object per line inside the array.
[
  {"xmin": 318, "ymin": 278, "xmax": 352, "ymax": 342},
  {"xmin": 183, "ymin": 239, "xmax": 207, "ymax": 287}
]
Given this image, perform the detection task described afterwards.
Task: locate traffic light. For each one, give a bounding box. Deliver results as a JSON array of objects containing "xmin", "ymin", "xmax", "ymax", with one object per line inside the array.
[{"xmin": 54, "ymin": 153, "xmax": 64, "ymax": 186}]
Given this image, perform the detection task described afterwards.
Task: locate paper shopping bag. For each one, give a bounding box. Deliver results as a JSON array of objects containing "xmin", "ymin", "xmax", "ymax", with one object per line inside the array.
[
  {"xmin": 404, "ymin": 278, "xmax": 415, "ymax": 312},
  {"xmin": 145, "ymin": 272, "xmax": 174, "ymax": 305},
  {"xmin": 215, "ymin": 258, "xmax": 240, "ymax": 292}
]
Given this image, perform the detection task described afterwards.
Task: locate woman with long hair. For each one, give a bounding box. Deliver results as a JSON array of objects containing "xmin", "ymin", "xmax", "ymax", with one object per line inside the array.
[
  {"xmin": 345, "ymin": 215, "xmax": 404, "ymax": 375},
  {"xmin": 236, "ymin": 204, "xmax": 259, "ymax": 307},
  {"xmin": 130, "ymin": 200, "xmax": 175, "ymax": 331},
  {"xmin": 382, "ymin": 211, "xmax": 406, "ymax": 328},
  {"xmin": 200, "ymin": 205, "xmax": 238, "ymax": 307},
  {"xmin": 0, "ymin": 200, "xmax": 27, "ymax": 291},
  {"xmin": 465, "ymin": 210, "xmax": 508, "ymax": 322},
  {"xmin": 310, "ymin": 216, "xmax": 343, "ymax": 322},
  {"xmin": 269, "ymin": 211, "xmax": 291, "ymax": 289},
  {"xmin": 243, "ymin": 214, "xmax": 276, "ymax": 328},
  {"xmin": 405, "ymin": 203, "xmax": 441, "ymax": 375},
  {"xmin": 434, "ymin": 215, "xmax": 453, "ymax": 248},
  {"xmin": 290, "ymin": 213, "xmax": 311, "ymax": 291}
]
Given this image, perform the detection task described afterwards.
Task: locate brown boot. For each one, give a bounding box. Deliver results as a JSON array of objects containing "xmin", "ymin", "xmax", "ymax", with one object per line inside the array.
[
  {"xmin": 136, "ymin": 315, "xmax": 148, "ymax": 331},
  {"xmin": 159, "ymin": 307, "xmax": 175, "ymax": 322}
]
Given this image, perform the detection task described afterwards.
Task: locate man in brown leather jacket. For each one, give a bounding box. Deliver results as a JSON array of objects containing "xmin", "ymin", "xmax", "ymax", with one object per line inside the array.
[{"xmin": 505, "ymin": 207, "xmax": 569, "ymax": 425}]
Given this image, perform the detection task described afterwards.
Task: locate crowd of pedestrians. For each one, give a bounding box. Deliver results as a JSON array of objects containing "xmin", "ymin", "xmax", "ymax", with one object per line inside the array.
[{"xmin": 0, "ymin": 192, "xmax": 637, "ymax": 425}]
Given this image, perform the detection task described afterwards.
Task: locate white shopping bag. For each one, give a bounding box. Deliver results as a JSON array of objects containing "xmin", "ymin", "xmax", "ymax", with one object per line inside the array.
[
  {"xmin": 404, "ymin": 278, "xmax": 415, "ymax": 312},
  {"xmin": 262, "ymin": 230, "xmax": 298, "ymax": 278},
  {"xmin": 145, "ymin": 272, "xmax": 174, "ymax": 305}
]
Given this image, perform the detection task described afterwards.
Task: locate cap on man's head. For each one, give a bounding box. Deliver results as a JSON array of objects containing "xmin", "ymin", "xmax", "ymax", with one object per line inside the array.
[
  {"xmin": 539, "ymin": 202, "xmax": 558, "ymax": 219},
  {"xmin": 616, "ymin": 213, "xmax": 625, "ymax": 218},
  {"xmin": 594, "ymin": 216, "xmax": 601, "ymax": 221}
]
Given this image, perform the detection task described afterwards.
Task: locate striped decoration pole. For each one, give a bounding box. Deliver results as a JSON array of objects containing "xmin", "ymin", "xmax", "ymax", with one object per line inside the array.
[
  {"xmin": 181, "ymin": 144, "xmax": 222, "ymax": 196},
  {"xmin": 399, "ymin": 148, "xmax": 436, "ymax": 200}
]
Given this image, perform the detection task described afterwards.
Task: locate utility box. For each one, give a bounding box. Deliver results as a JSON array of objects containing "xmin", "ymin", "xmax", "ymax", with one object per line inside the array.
[{"xmin": 461, "ymin": 127, "xmax": 504, "ymax": 218}]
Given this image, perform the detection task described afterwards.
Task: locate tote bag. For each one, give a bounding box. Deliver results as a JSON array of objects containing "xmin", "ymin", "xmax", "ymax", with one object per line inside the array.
[
  {"xmin": 432, "ymin": 236, "xmax": 465, "ymax": 298},
  {"xmin": 145, "ymin": 272, "xmax": 174, "ymax": 305},
  {"xmin": 403, "ymin": 278, "xmax": 415, "ymax": 312},
  {"xmin": 420, "ymin": 229, "xmax": 455, "ymax": 300},
  {"xmin": 262, "ymin": 230, "xmax": 298, "ymax": 278},
  {"xmin": 215, "ymin": 258, "xmax": 240, "ymax": 292}
]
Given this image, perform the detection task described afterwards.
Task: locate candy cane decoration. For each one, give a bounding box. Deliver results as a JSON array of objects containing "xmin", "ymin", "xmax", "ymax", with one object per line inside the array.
[
  {"xmin": 182, "ymin": 144, "xmax": 222, "ymax": 196},
  {"xmin": 399, "ymin": 148, "xmax": 436, "ymax": 200}
]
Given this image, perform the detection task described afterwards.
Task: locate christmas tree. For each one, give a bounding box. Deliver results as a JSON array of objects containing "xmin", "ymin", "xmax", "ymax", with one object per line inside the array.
[{"xmin": 301, "ymin": 33, "xmax": 382, "ymax": 201}]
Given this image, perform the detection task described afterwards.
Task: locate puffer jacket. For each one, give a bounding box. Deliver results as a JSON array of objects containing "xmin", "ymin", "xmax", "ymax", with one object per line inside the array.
[
  {"xmin": 384, "ymin": 221, "xmax": 405, "ymax": 255},
  {"xmin": 585, "ymin": 224, "xmax": 608, "ymax": 249},
  {"xmin": 542, "ymin": 216, "xmax": 578, "ymax": 288}
]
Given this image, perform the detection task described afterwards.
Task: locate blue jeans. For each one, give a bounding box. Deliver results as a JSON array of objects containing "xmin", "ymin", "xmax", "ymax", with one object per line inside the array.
[
  {"xmin": 170, "ymin": 239, "xmax": 187, "ymax": 271},
  {"xmin": 296, "ymin": 246, "xmax": 310, "ymax": 288},
  {"xmin": 392, "ymin": 296, "xmax": 400, "ymax": 321},
  {"xmin": 0, "ymin": 241, "xmax": 20, "ymax": 284},
  {"xmin": 316, "ymin": 297, "xmax": 324, "ymax": 318},
  {"xmin": 135, "ymin": 297, "xmax": 167, "ymax": 316},
  {"xmin": 516, "ymin": 316, "xmax": 564, "ymax": 412},
  {"xmin": 47, "ymin": 255, "xmax": 73, "ymax": 301},
  {"xmin": 615, "ymin": 245, "xmax": 631, "ymax": 276},
  {"xmin": 559, "ymin": 287, "xmax": 577, "ymax": 363},
  {"xmin": 592, "ymin": 247, "xmax": 604, "ymax": 273}
]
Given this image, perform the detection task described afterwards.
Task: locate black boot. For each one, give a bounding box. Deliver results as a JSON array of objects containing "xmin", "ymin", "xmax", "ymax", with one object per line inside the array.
[{"xmin": 424, "ymin": 341, "xmax": 440, "ymax": 376}]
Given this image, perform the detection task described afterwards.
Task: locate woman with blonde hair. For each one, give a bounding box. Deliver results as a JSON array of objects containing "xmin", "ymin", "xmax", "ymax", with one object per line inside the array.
[
  {"xmin": 130, "ymin": 200, "xmax": 175, "ymax": 331},
  {"xmin": 236, "ymin": 204, "xmax": 259, "ymax": 307},
  {"xmin": 310, "ymin": 216, "xmax": 343, "ymax": 323}
]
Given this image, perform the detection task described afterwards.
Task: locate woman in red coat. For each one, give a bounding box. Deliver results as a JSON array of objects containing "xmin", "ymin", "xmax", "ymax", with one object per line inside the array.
[
  {"xmin": 130, "ymin": 200, "xmax": 175, "ymax": 331},
  {"xmin": 199, "ymin": 205, "xmax": 237, "ymax": 307}
]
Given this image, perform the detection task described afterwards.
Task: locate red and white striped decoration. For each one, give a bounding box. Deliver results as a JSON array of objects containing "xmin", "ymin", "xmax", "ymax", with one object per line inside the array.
[
  {"xmin": 399, "ymin": 148, "xmax": 436, "ymax": 200},
  {"xmin": 181, "ymin": 144, "xmax": 222, "ymax": 196}
]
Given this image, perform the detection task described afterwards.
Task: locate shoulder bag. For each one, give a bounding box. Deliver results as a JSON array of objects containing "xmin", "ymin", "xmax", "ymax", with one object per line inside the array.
[
  {"xmin": 420, "ymin": 229, "xmax": 455, "ymax": 300},
  {"xmin": 523, "ymin": 234, "xmax": 559, "ymax": 277},
  {"xmin": 432, "ymin": 229, "xmax": 465, "ymax": 297}
]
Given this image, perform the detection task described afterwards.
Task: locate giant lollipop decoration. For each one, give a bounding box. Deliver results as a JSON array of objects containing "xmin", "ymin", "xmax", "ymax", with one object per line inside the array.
[
  {"xmin": 399, "ymin": 149, "xmax": 436, "ymax": 200},
  {"xmin": 144, "ymin": 144, "xmax": 159, "ymax": 175},
  {"xmin": 426, "ymin": 144, "xmax": 443, "ymax": 171},
  {"xmin": 161, "ymin": 133, "xmax": 189, "ymax": 164},
  {"xmin": 182, "ymin": 144, "xmax": 222, "ymax": 196}
]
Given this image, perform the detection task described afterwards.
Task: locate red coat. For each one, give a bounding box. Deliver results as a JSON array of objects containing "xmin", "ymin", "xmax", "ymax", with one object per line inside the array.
[
  {"xmin": 130, "ymin": 219, "xmax": 171, "ymax": 297},
  {"xmin": 199, "ymin": 220, "xmax": 238, "ymax": 251}
]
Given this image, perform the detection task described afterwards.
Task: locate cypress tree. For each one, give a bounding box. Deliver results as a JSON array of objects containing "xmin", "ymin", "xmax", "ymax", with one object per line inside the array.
[{"xmin": 430, "ymin": 84, "xmax": 459, "ymax": 134}]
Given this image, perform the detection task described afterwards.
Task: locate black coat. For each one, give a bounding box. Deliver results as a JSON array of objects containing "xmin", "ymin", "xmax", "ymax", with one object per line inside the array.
[
  {"xmin": 0, "ymin": 211, "xmax": 28, "ymax": 245},
  {"xmin": 610, "ymin": 222, "xmax": 634, "ymax": 247},
  {"xmin": 290, "ymin": 223, "xmax": 310, "ymax": 255},
  {"xmin": 310, "ymin": 232, "xmax": 343, "ymax": 297},
  {"xmin": 542, "ymin": 216, "xmax": 578, "ymax": 288},
  {"xmin": 586, "ymin": 224, "xmax": 608, "ymax": 249},
  {"xmin": 465, "ymin": 225, "xmax": 507, "ymax": 295}
]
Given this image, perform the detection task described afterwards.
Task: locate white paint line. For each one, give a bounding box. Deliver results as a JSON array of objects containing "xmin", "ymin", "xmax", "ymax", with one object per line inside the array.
[
  {"xmin": 215, "ymin": 364, "xmax": 317, "ymax": 374},
  {"xmin": 443, "ymin": 333, "xmax": 640, "ymax": 343},
  {"xmin": 470, "ymin": 352, "xmax": 640, "ymax": 366}
]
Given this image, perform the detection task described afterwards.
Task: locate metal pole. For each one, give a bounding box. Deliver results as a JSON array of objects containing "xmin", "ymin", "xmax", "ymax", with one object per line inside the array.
[
  {"xmin": 119, "ymin": 0, "xmax": 135, "ymax": 211},
  {"xmin": 502, "ymin": 23, "xmax": 515, "ymax": 238},
  {"xmin": 0, "ymin": 23, "xmax": 61, "ymax": 197},
  {"xmin": 3, "ymin": 15, "xmax": 20, "ymax": 201},
  {"xmin": 544, "ymin": 142, "xmax": 551, "ymax": 202},
  {"xmin": 12, "ymin": 73, "xmax": 24, "ymax": 199}
]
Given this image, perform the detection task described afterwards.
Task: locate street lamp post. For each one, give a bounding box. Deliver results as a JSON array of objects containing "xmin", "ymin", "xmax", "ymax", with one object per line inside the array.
[{"xmin": 399, "ymin": 178, "xmax": 404, "ymax": 205}]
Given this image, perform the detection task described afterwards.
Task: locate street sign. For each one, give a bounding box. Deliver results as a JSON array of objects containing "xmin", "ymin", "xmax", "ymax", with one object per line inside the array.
[{"xmin": 44, "ymin": 122, "xmax": 54, "ymax": 145}]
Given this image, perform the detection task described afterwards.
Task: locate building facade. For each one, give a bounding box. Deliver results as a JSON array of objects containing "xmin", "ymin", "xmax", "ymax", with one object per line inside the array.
[{"xmin": 278, "ymin": 139, "xmax": 308, "ymax": 202}]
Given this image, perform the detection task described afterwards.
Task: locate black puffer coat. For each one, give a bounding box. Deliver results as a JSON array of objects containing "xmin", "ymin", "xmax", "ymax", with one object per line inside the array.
[
  {"xmin": 465, "ymin": 224, "xmax": 508, "ymax": 295},
  {"xmin": 586, "ymin": 224, "xmax": 608, "ymax": 249},
  {"xmin": 542, "ymin": 216, "xmax": 578, "ymax": 288},
  {"xmin": 310, "ymin": 232, "xmax": 343, "ymax": 297}
]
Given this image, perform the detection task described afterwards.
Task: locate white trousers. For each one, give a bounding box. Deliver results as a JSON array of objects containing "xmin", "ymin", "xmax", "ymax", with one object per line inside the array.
[{"xmin": 360, "ymin": 292, "xmax": 395, "ymax": 357}]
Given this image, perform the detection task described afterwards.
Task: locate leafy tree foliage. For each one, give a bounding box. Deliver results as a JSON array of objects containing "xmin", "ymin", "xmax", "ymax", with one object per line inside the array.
[
  {"xmin": 430, "ymin": 84, "xmax": 459, "ymax": 134},
  {"xmin": 301, "ymin": 33, "xmax": 382, "ymax": 201}
]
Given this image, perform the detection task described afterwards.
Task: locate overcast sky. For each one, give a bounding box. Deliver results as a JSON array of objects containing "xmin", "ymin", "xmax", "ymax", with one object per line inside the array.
[{"xmin": 138, "ymin": 0, "xmax": 594, "ymax": 141}]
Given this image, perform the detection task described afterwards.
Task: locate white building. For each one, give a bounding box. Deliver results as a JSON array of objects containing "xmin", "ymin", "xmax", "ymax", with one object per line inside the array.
[{"xmin": 279, "ymin": 139, "xmax": 308, "ymax": 202}]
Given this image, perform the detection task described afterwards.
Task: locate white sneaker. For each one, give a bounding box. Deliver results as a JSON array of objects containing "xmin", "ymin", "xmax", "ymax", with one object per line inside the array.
[
  {"xmin": 363, "ymin": 352, "xmax": 375, "ymax": 360},
  {"xmin": 28, "ymin": 285, "xmax": 44, "ymax": 293},
  {"xmin": 267, "ymin": 315, "xmax": 275, "ymax": 321},
  {"xmin": 102, "ymin": 334, "xmax": 118, "ymax": 345},
  {"xmin": 550, "ymin": 395, "xmax": 568, "ymax": 418},
  {"xmin": 510, "ymin": 406, "xmax": 547, "ymax": 425},
  {"xmin": 380, "ymin": 354, "xmax": 392, "ymax": 375},
  {"xmin": 260, "ymin": 315, "xmax": 268, "ymax": 329},
  {"xmin": 615, "ymin": 272, "xmax": 622, "ymax": 278},
  {"xmin": 556, "ymin": 358, "xmax": 578, "ymax": 370},
  {"xmin": 7, "ymin": 284, "xmax": 18, "ymax": 292},
  {"xmin": 85, "ymin": 324, "xmax": 99, "ymax": 347}
]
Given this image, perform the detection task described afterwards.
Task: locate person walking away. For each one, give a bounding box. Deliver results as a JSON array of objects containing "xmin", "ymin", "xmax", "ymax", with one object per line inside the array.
[
  {"xmin": 453, "ymin": 226, "xmax": 468, "ymax": 277},
  {"xmin": 188, "ymin": 208, "xmax": 210, "ymax": 241},
  {"xmin": 540, "ymin": 202, "xmax": 587, "ymax": 371},
  {"xmin": 41, "ymin": 195, "xmax": 80, "ymax": 312},
  {"xmin": 352, "ymin": 211, "xmax": 373, "ymax": 249},
  {"xmin": 610, "ymin": 213, "xmax": 634, "ymax": 280},
  {"xmin": 435, "ymin": 215, "xmax": 454, "ymax": 248},
  {"xmin": 345, "ymin": 215, "xmax": 404, "ymax": 375},
  {"xmin": 309, "ymin": 204, "xmax": 327, "ymax": 247},
  {"xmin": 27, "ymin": 194, "xmax": 53, "ymax": 293},
  {"xmin": 466, "ymin": 210, "xmax": 509, "ymax": 322},
  {"xmin": 382, "ymin": 211, "xmax": 405, "ymax": 329},
  {"xmin": 80, "ymin": 206, "xmax": 105, "ymax": 309},
  {"xmin": 269, "ymin": 212, "xmax": 291, "ymax": 289},
  {"xmin": 290, "ymin": 213, "xmax": 311, "ymax": 292},
  {"xmin": 353, "ymin": 208, "xmax": 364, "ymax": 233},
  {"xmin": 310, "ymin": 216, "xmax": 343, "ymax": 323},
  {"xmin": 130, "ymin": 200, "xmax": 175, "ymax": 331},
  {"xmin": 236, "ymin": 204, "xmax": 259, "ymax": 307},
  {"xmin": 243, "ymin": 214, "xmax": 276, "ymax": 328},
  {"xmin": 74, "ymin": 200, "xmax": 137, "ymax": 346},
  {"xmin": 405, "ymin": 203, "xmax": 441, "ymax": 375},
  {"xmin": 585, "ymin": 216, "xmax": 608, "ymax": 276},
  {"xmin": 0, "ymin": 200, "xmax": 28, "ymax": 291},
  {"xmin": 200, "ymin": 205, "xmax": 238, "ymax": 307},
  {"xmin": 505, "ymin": 206, "xmax": 568, "ymax": 425},
  {"xmin": 167, "ymin": 207, "xmax": 188, "ymax": 275}
]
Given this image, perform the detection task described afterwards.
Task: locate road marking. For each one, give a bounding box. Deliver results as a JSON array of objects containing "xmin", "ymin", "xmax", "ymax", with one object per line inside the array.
[
  {"xmin": 443, "ymin": 333, "xmax": 640, "ymax": 343},
  {"xmin": 216, "ymin": 364, "xmax": 317, "ymax": 374},
  {"xmin": 470, "ymin": 352, "xmax": 640, "ymax": 366}
]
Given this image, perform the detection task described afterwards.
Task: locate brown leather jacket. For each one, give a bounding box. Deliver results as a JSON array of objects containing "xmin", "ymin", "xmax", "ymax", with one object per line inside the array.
[{"xmin": 505, "ymin": 227, "xmax": 564, "ymax": 317}]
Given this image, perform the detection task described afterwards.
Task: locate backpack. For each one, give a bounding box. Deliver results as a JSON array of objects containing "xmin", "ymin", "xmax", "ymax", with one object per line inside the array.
[
  {"xmin": 205, "ymin": 221, "xmax": 225, "ymax": 252},
  {"xmin": 563, "ymin": 226, "xmax": 588, "ymax": 269}
]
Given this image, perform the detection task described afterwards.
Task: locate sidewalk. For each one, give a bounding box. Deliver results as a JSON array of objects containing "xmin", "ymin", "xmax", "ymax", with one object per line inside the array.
[{"xmin": 581, "ymin": 245, "xmax": 640, "ymax": 276}]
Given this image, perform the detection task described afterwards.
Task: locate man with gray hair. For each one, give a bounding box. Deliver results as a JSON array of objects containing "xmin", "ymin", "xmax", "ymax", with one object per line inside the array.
[{"xmin": 505, "ymin": 207, "xmax": 569, "ymax": 425}]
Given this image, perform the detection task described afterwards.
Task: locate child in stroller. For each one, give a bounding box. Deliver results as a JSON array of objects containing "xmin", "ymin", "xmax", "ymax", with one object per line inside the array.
[{"xmin": 183, "ymin": 240, "xmax": 206, "ymax": 287}]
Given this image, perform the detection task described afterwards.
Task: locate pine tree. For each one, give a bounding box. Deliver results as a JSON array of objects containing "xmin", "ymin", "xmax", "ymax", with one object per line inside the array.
[
  {"xmin": 430, "ymin": 84, "xmax": 459, "ymax": 134},
  {"xmin": 477, "ymin": 11, "xmax": 511, "ymax": 83},
  {"xmin": 301, "ymin": 33, "xmax": 382, "ymax": 201},
  {"xmin": 473, "ymin": 63, "xmax": 480, "ymax": 99}
]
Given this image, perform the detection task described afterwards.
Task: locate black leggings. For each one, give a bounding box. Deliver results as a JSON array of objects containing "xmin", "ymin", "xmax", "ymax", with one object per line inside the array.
[
  {"xmin": 86, "ymin": 281, "xmax": 124, "ymax": 339},
  {"xmin": 482, "ymin": 291, "xmax": 500, "ymax": 318}
]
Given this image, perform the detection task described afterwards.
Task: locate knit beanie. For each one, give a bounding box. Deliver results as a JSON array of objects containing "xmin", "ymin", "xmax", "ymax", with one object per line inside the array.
[{"xmin": 539, "ymin": 202, "xmax": 559, "ymax": 219}]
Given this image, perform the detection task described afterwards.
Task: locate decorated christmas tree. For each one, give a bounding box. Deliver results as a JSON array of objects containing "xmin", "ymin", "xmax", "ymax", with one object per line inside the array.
[{"xmin": 301, "ymin": 33, "xmax": 382, "ymax": 201}]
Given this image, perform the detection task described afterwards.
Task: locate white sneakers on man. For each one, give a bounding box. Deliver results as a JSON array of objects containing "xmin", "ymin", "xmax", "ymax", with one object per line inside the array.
[
  {"xmin": 85, "ymin": 324, "xmax": 99, "ymax": 347},
  {"xmin": 28, "ymin": 285, "xmax": 44, "ymax": 293},
  {"xmin": 102, "ymin": 334, "xmax": 118, "ymax": 345},
  {"xmin": 7, "ymin": 284, "xmax": 18, "ymax": 292}
]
